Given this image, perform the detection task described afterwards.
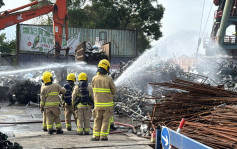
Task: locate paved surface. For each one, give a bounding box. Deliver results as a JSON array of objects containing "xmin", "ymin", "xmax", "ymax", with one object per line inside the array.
[
  {"xmin": 0, "ymin": 104, "xmax": 153, "ymax": 148},
  {"xmin": 10, "ymin": 132, "xmax": 152, "ymax": 149}
]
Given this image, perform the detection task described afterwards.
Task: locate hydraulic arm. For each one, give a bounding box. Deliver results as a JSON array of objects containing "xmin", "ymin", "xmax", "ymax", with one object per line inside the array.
[{"xmin": 0, "ymin": 0, "xmax": 68, "ymax": 60}]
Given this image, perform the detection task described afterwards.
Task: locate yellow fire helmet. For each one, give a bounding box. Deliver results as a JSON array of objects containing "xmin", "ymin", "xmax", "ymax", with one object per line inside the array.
[
  {"xmin": 67, "ymin": 73, "xmax": 76, "ymax": 82},
  {"xmin": 78, "ymin": 72, "xmax": 88, "ymax": 81},
  {"xmin": 42, "ymin": 71, "xmax": 53, "ymax": 84},
  {"xmin": 98, "ymin": 59, "xmax": 110, "ymax": 72}
]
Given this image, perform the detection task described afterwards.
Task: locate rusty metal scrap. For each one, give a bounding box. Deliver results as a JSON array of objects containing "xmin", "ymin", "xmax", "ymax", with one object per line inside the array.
[
  {"xmin": 150, "ymin": 78, "xmax": 237, "ymax": 97},
  {"xmin": 148, "ymin": 78, "xmax": 237, "ymax": 149}
]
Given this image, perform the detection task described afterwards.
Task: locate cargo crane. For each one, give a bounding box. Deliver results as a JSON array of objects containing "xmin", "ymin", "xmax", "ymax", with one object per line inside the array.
[{"xmin": 0, "ymin": 0, "xmax": 68, "ymax": 60}]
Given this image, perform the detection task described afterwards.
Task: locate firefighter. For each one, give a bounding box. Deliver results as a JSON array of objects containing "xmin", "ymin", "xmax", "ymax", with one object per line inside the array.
[
  {"xmin": 91, "ymin": 59, "xmax": 116, "ymax": 141},
  {"xmin": 72, "ymin": 72, "xmax": 94, "ymax": 135},
  {"xmin": 62, "ymin": 73, "xmax": 77, "ymax": 131},
  {"xmin": 40, "ymin": 71, "xmax": 66, "ymax": 134},
  {"xmin": 41, "ymin": 78, "xmax": 55, "ymax": 132}
]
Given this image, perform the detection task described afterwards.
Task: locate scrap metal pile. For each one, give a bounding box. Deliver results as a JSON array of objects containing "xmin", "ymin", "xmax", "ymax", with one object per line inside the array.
[
  {"xmin": 192, "ymin": 58, "xmax": 237, "ymax": 90},
  {"xmin": 0, "ymin": 73, "xmax": 42, "ymax": 104},
  {"xmin": 114, "ymin": 83, "xmax": 150, "ymax": 119},
  {"xmin": 0, "ymin": 62, "xmax": 97, "ymax": 105},
  {"xmin": 149, "ymin": 78, "xmax": 237, "ymax": 148},
  {"xmin": 114, "ymin": 61, "xmax": 185, "ymax": 120}
]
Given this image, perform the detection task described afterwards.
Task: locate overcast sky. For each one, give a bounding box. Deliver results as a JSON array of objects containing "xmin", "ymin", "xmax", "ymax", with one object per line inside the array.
[
  {"xmin": 148, "ymin": 0, "xmax": 218, "ymax": 56},
  {"xmin": 0, "ymin": 0, "xmax": 218, "ymax": 56},
  {"xmin": 157, "ymin": 0, "xmax": 216, "ymax": 37}
]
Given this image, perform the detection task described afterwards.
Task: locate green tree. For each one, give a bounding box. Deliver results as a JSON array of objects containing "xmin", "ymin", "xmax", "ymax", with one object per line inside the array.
[
  {"xmin": 0, "ymin": 0, "xmax": 4, "ymax": 8},
  {"xmin": 68, "ymin": 0, "xmax": 164, "ymax": 54},
  {"xmin": 0, "ymin": 33, "xmax": 16, "ymax": 54}
]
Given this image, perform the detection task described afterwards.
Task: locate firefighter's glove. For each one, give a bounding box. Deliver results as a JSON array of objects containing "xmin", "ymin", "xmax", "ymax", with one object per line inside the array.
[{"xmin": 40, "ymin": 107, "xmax": 44, "ymax": 113}]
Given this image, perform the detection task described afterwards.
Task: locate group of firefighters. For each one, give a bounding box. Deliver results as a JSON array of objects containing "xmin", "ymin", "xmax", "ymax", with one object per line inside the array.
[{"xmin": 39, "ymin": 59, "xmax": 116, "ymax": 141}]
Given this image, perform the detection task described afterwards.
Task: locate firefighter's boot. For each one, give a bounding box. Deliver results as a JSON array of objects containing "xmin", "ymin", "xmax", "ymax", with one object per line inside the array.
[
  {"xmin": 90, "ymin": 137, "xmax": 100, "ymax": 141},
  {"xmin": 48, "ymin": 130, "xmax": 53, "ymax": 135},
  {"xmin": 100, "ymin": 137, "xmax": 108, "ymax": 141},
  {"xmin": 56, "ymin": 129, "xmax": 63, "ymax": 134},
  {"xmin": 42, "ymin": 128, "xmax": 47, "ymax": 132},
  {"xmin": 77, "ymin": 132, "xmax": 83, "ymax": 135}
]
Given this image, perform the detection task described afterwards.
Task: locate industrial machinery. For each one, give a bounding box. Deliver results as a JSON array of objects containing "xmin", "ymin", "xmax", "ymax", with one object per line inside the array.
[
  {"xmin": 204, "ymin": 0, "xmax": 237, "ymax": 56},
  {"xmin": 75, "ymin": 41, "xmax": 110, "ymax": 65},
  {"xmin": 0, "ymin": 0, "xmax": 68, "ymax": 60}
]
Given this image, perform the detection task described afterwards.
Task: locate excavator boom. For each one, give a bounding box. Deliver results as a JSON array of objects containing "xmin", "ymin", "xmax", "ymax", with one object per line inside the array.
[
  {"xmin": 0, "ymin": 5, "xmax": 54, "ymax": 29},
  {"xmin": 0, "ymin": 0, "xmax": 68, "ymax": 60}
]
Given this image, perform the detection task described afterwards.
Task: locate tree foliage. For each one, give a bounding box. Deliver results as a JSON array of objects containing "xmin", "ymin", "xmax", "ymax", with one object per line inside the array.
[
  {"xmin": 68, "ymin": 0, "xmax": 164, "ymax": 54},
  {"xmin": 0, "ymin": 33, "xmax": 16, "ymax": 54},
  {"xmin": 0, "ymin": 0, "xmax": 4, "ymax": 8}
]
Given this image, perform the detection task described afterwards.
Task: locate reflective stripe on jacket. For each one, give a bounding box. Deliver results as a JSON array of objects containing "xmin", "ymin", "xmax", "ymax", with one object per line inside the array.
[
  {"xmin": 46, "ymin": 92, "xmax": 59, "ymax": 97},
  {"xmin": 94, "ymin": 102, "xmax": 114, "ymax": 107},
  {"xmin": 93, "ymin": 88, "xmax": 111, "ymax": 93}
]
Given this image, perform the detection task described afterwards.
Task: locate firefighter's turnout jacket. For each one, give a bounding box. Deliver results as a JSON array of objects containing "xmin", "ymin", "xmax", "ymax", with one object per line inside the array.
[
  {"xmin": 62, "ymin": 82, "xmax": 77, "ymax": 130},
  {"xmin": 40, "ymin": 83, "xmax": 66, "ymax": 131},
  {"xmin": 91, "ymin": 73, "xmax": 116, "ymax": 139},
  {"xmin": 72, "ymin": 82, "xmax": 94, "ymax": 134}
]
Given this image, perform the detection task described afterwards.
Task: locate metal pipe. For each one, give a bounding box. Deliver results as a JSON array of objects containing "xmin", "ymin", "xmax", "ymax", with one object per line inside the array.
[{"xmin": 217, "ymin": 0, "xmax": 233, "ymax": 45}]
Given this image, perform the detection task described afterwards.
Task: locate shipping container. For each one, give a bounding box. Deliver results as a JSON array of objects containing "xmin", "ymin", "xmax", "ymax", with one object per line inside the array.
[{"xmin": 17, "ymin": 24, "xmax": 138, "ymax": 65}]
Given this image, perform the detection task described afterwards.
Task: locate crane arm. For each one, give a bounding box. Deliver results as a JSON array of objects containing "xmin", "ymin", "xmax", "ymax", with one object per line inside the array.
[
  {"xmin": 0, "ymin": 3, "xmax": 54, "ymax": 30},
  {"xmin": 53, "ymin": 0, "xmax": 68, "ymax": 59},
  {"xmin": 0, "ymin": 0, "xmax": 68, "ymax": 60}
]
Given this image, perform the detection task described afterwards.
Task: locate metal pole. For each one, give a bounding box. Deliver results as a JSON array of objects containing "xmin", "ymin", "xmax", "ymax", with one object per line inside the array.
[
  {"xmin": 217, "ymin": 0, "xmax": 233, "ymax": 45},
  {"xmin": 16, "ymin": 24, "xmax": 20, "ymax": 66},
  {"xmin": 155, "ymin": 128, "xmax": 161, "ymax": 149}
]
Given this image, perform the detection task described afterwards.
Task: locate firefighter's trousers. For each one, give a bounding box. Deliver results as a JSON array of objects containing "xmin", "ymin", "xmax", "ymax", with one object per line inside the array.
[
  {"xmin": 92, "ymin": 109, "xmax": 113, "ymax": 139},
  {"xmin": 42, "ymin": 111, "xmax": 47, "ymax": 129},
  {"xmin": 64, "ymin": 104, "xmax": 77, "ymax": 129},
  {"xmin": 76, "ymin": 106, "xmax": 92, "ymax": 133},
  {"xmin": 45, "ymin": 107, "xmax": 62, "ymax": 131}
]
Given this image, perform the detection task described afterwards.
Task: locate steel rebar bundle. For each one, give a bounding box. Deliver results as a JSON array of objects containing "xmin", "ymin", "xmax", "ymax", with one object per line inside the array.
[{"xmin": 149, "ymin": 78, "xmax": 237, "ymax": 149}]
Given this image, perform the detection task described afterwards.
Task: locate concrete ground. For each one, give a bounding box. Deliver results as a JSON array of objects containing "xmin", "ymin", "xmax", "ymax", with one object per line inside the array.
[{"xmin": 0, "ymin": 103, "xmax": 153, "ymax": 149}]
